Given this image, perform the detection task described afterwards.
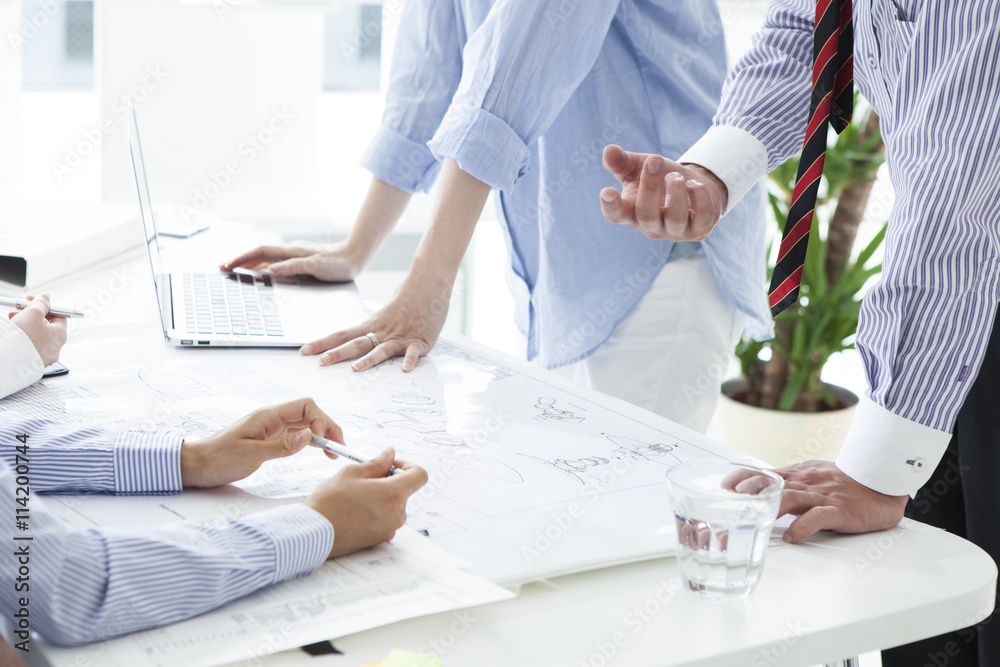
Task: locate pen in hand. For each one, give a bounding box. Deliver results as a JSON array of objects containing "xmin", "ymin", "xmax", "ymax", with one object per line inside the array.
[
  {"xmin": 0, "ymin": 296, "xmax": 85, "ymax": 319},
  {"xmin": 309, "ymin": 434, "xmax": 402, "ymax": 476}
]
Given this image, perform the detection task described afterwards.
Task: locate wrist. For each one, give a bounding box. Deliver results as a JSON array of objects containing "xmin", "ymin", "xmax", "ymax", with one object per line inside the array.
[{"xmin": 179, "ymin": 439, "xmax": 206, "ymax": 488}]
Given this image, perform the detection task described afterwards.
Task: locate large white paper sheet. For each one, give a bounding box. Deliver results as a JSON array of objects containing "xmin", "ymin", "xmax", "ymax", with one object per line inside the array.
[
  {"xmin": 36, "ymin": 528, "xmax": 514, "ymax": 667},
  {"xmin": 7, "ymin": 333, "xmax": 747, "ymax": 585}
]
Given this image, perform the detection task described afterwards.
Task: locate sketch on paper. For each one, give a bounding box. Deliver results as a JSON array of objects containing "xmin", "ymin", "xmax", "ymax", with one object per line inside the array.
[{"xmin": 532, "ymin": 396, "xmax": 586, "ymax": 423}]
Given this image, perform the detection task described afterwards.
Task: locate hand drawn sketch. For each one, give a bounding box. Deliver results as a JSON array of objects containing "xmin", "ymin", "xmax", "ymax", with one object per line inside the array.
[
  {"xmin": 532, "ymin": 397, "xmax": 586, "ymax": 423},
  {"xmin": 605, "ymin": 434, "xmax": 683, "ymax": 466}
]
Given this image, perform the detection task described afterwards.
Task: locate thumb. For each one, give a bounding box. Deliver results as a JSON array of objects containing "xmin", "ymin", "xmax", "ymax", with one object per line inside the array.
[
  {"xmin": 603, "ymin": 144, "xmax": 641, "ymax": 180},
  {"xmin": 25, "ymin": 292, "xmax": 51, "ymax": 317},
  {"xmin": 268, "ymin": 256, "xmax": 315, "ymax": 277},
  {"xmin": 355, "ymin": 447, "xmax": 395, "ymax": 478},
  {"xmin": 255, "ymin": 427, "xmax": 312, "ymax": 462}
]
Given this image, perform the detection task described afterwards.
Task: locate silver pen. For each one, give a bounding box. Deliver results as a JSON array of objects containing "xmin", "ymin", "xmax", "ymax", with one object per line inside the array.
[
  {"xmin": 0, "ymin": 297, "xmax": 85, "ymax": 319},
  {"xmin": 309, "ymin": 434, "xmax": 401, "ymax": 476}
]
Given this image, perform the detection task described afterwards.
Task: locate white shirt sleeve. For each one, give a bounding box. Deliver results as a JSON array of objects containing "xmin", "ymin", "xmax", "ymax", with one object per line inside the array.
[
  {"xmin": 0, "ymin": 319, "xmax": 44, "ymax": 399},
  {"xmin": 678, "ymin": 126, "xmax": 769, "ymax": 215}
]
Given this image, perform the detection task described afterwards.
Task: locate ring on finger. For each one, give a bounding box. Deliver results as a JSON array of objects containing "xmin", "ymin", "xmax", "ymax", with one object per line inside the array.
[{"xmin": 365, "ymin": 332, "xmax": 380, "ymax": 349}]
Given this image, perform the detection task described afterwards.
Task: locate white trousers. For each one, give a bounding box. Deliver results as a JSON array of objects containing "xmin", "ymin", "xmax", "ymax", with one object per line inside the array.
[{"xmin": 553, "ymin": 251, "xmax": 745, "ymax": 433}]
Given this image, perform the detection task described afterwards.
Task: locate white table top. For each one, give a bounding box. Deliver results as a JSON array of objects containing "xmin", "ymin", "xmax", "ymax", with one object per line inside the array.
[{"xmin": 22, "ymin": 226, "xmax": 999, "ymax": 667}]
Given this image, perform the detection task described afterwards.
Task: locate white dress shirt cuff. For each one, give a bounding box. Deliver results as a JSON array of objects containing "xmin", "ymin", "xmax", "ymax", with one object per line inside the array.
[
  {"xmin": 836, "ymin": 395, "xmax": 953, "ymax": 498},
  {"xmin": 679, "ymin": 126, "xmax": 769, "ymax": 215},
  {"xmin": 0, "ymin": 320, "xmax": 45, "ymax": 399},
  {"xmin": 240, "ymin": 505, "xmax": 334, "ymax": 583}
]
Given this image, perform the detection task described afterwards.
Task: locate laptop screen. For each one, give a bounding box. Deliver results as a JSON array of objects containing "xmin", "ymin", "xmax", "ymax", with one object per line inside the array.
[{"xmin": 127, "ymin": 102, "xmax": 173, "ymax": 336}]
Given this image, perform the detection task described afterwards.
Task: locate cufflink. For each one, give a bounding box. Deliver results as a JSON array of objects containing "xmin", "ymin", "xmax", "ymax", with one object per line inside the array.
[{"xmin": 906, "ymin": 458, "xmax": 926, "ymax": 471}]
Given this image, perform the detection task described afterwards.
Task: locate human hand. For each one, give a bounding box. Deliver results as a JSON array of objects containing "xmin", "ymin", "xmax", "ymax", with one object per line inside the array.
[
  {"xmin": 300, "ymin": 273, "xmax": 451, "ymax": 373},
  {"xmin": 304, "ymin": 447, "xmax": 428, "ymax": 558},
  {"xmin": 220, "ymin": 241, "xmax": 364, "ymax": 282},
  {"xmin": 725, "ymin": 460, "xmax": 909, "ymax": 543},
  {"xmin": 8, "ymin": 293, "xmax": 68, "ymax": 366},
  {"xmin": 599, "ymin": 144, "xmax": 727, "ymax": 241},
  {"xmin": 180, "ymin": 398, "xmax": 345, "ymax": 488}
]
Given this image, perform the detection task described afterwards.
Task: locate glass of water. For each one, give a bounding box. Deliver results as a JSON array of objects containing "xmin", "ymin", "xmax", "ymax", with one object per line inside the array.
[{"xmin": 667, "ymin": 461, "xmax": 784, "ymax": 600}]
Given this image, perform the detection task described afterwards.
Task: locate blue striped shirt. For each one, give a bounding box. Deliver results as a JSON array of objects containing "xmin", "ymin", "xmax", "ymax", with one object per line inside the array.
[
  {"xmin": 682, "ymin": 1, "xmax": 1000, "ymax": 496},
  {"xmin": 0, "ymin": 409, "xmax": 332, "ymax": 645},
  {"xmin": 362, "ymin": 0, "xmax": 773, "ymax": 369}
]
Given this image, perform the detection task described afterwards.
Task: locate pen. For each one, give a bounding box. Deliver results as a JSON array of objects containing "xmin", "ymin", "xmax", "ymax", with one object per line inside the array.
[
  {"xmin": 309, "ymin": 434, "xmax": 401, "ymax": 476},
  {"xmin": 0, "ymin": 297, "xmax": 85, "ymax": 319}
]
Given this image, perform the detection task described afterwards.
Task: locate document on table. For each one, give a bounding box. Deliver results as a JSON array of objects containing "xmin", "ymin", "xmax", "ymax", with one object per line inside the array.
[
  {"xmin": 37, "ymin": 528, "xmax": 514, "ymax": 667},
  {"xmin": 12, "ymin": 332, "xmax": 749, "ymax": 585}
]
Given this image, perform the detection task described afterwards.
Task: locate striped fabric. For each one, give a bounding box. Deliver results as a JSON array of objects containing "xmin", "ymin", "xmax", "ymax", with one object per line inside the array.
[
  {"xmin": 768, "ymin": 0, "xmax": 854, "ymax": 315},
  {"xmin": 0, "ymin": 409, "xmax": 333, "ymax": 645},
  {"xmin": 716, "ymin": 0, "xmax": 1000, "ymax": 434}
]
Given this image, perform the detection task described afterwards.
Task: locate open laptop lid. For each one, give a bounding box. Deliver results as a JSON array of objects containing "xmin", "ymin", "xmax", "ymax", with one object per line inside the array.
[{"xmin": 127, "ymin": 101, "xmax": 174, "ymax": 337}]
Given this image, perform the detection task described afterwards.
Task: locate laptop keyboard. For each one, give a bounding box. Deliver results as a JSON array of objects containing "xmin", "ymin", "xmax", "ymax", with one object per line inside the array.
[{"xmin": 183, "ymin": 273, "xmax": 283, "ymax": 337}]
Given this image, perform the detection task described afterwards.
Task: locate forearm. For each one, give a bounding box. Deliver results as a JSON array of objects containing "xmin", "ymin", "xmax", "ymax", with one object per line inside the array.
[
  {"xmin": 343, "ymin": 177, "xmax": 413, "ymax": 271},
  {"xmin": 4, "ymin": 496, "xmax": 330, "ymax": 645},
  {"xmin": 405, "ymin": 159, "xmax": 491, "ymax": 291},
  {"xmin": 0, "ymin": 408, "xmax": 181, "ymax": 495}
]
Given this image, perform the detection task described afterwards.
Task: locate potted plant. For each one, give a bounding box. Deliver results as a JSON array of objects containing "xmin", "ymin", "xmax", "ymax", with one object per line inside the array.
[{"xmin": 719, "ymin": 100, "xmax": 887, "ymax": 467}]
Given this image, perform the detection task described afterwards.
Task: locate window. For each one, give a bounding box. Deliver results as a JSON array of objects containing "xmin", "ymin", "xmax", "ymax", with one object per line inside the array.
[
  {"xmin": 21, "ymin": 0, "xmax": 94, "ymax": 89},
  {"xmin": 323, "ymin": 3, "xmax": 382, "ymax": 91}
]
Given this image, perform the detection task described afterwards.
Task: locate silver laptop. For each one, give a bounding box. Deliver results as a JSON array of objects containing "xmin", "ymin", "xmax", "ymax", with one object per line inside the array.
[{"xmin": 128, "ymin": 103, "xmax": 368, "ymax": 347}]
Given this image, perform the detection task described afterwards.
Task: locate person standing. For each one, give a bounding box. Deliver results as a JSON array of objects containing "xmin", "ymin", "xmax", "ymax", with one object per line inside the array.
[
  {"xmin": 601, "ymin": 2, "xmax": 1000, "ymax": 662},
  {"xmin": 225, "ymin": 0, "xmax": 772, "ymax": 432}
]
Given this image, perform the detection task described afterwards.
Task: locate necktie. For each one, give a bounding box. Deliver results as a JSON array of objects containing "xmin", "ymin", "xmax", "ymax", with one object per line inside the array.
[{"xmin": 768, "ymin": 0, "xmax": 854, "ymax": 316}]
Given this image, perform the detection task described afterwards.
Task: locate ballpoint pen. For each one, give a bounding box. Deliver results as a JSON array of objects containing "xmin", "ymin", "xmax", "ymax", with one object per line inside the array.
[
  {"xmin": 309, "ymin": 434, "xmax": 401, "ymax": 476},
  {"xmin": 0, "ymin": 297, "xmax": 85, "ymax": 319}
]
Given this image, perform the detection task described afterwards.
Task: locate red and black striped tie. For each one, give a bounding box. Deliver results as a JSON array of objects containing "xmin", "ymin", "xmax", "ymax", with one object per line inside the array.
[{"xmin": 768, "ymin": 0, "xmax": 854, "ymax": 316}]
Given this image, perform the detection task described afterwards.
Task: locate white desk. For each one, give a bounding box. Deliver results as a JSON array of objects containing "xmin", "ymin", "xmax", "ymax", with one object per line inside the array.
[
  {"xmin": 18, "ymin": 228, "xmax": 999, "ymax": 667},
  {"xmin": 244, "ymin": 522, "xmax": 995, "ymax": 667}
]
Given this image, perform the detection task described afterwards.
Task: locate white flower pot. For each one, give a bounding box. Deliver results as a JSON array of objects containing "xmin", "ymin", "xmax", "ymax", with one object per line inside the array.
[{"xmin": 717, "ymin": 378, "xmax": 859, "ymax": 468}]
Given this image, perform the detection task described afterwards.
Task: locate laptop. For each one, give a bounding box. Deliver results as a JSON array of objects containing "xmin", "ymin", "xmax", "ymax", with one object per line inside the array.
[{"xmin": 127, "ymin": 103, "xmax": 368, "ymax": 347}]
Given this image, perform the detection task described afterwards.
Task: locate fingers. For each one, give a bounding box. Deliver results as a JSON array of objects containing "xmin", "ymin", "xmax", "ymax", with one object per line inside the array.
[
  {"xmin": 634, "ymin": 157, "xmax": 669, "ymax": 237},
  {"xmin": 784, "ymin": 506, "xmax": 838, "ymax": 543},
  {"xmin": 600, "ymin": 187, "xmax": 637, "ymax": 227},
  {"xmin": 255, "ymin": 426, "xmax": 313, "ymax": 461},
  {"xmin": 662, "ymin": 172, "xmax": 690, "ymax": 239},
  {"xmin": 686, "ymin": 179, "xmax": 719, "ymax": 240},
  {"xmin": 267, "ymin": 256, "xmax": 317, "ymax": 278},
  {"xmin": 401, "ymin": 344, "xmax": 422, "ymax": 373},
  {"xmin": 389, "ymin": 460, "xmax": 429, "ymax": 495},
  {"xmin": 262, "ymin": 398, "xmax": 345, "ymax": 445},
  {"xmin": 721, "ymin": 467, "xmax": 757, "ymax": 491},
  {"xmin": 25, "ymin": 292, "xmax": 51, "ymax": 317},
  {"xmin": 318, "ymin": 335, "xmax": 392, "ymax": 368},
  {"xmin": 221, "ymin": 245, "xmax": 302, "ymax": 271},
  {"xmin": 301, "ymin": 328, "xmax": 361, "ymax": 357},
  {"xmin": 352, "ymin": 447, "xmax": 397, "ymax": 478},
  {"xmin": 602, "ymin": 144, "xmax": 645, "ymax": 182}
]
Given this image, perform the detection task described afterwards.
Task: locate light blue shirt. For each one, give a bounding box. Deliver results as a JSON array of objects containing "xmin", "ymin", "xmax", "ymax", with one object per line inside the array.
[
  {"xmin": 362, "ymin": 0, "xmax": 773, "ymax": 368},
  {"xmin": 0, "ymin": 409, "xmax": 332, "ymax": 646}
]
